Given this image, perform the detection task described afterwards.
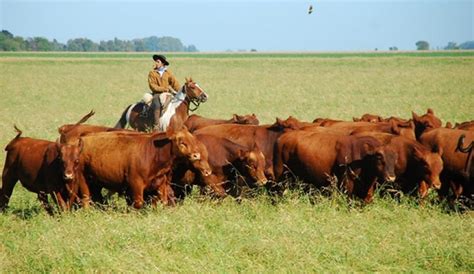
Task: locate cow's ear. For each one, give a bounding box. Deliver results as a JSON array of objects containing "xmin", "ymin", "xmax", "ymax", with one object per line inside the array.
[
  {"xmin": 45, "ymin": 143, "xmax": 60, "ymax": 163},
  {"xmin": 153, "ymin": 133, "xmax": 171, "ymax": 148},
  {"xmin": 445, "ymin": 122, "xmax": 452, "ymax": 128},
  {"xmin": 232, "ymin": 114, "xmax": 238, "ymax": 122},
  {"xmin": 390, "ymin": 120, "xmax": 401, "ymax": 135},
  {"xmin": 412, "ymin": 111, "xmax": 420, "ymax": 122},
  {"xmin": 353, "ymin": 117, "xmax": 360, "ymax": 122},
  {"xmin": 427, "ymin": 108, "xmax": 434, "ymax": 115}
]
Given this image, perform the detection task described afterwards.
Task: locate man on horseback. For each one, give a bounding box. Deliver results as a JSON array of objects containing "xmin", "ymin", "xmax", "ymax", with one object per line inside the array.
[{"xmin": 148, "ymin": 54, "xmax": 181, "ymax": 130}]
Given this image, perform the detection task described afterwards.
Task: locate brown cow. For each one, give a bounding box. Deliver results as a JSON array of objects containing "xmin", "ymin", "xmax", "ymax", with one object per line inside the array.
[
  {"xmin": 184, "ymin": 113, "xmax": 259, "ymax": 132},
  {"xmin": 1, "ymin": 126, "xmax": 83, "ymax": 213},
  {"xmin": 74, "ymin": 127, "xmax": 212, "ymax": 209},
  {"xmin": 190, "ymin": 134, "xmax": 267, "ymax": 198},
  {"xmin": 354, "ymin": 132, "xmax": 443, "ymax": 199},
  {"xmin": 350, "ymin": 120, "xmax": 416, "ymax": 140},
  {"xmin": 194, "ymin": 119, "xmax": 296, "ymax": 181},
  {"xmin": 420, "ymin": 128, "xmax": 473, "ymax": 204},
  {"xmin": 412, "ymin": 108, "xmax": 442, "ymax": 140},
  {"xmin": 274, "ymin": 130, "xmax": 397, "ymax": 203}
]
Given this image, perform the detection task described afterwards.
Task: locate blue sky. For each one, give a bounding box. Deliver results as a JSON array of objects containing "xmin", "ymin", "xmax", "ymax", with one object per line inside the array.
[{"xmin": 1, "ymin": 0, "xmax": 473, "ymax": 51}]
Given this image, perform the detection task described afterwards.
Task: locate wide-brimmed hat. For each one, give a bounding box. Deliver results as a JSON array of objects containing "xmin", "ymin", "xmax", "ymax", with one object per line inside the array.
[{"xmin": 152, "ymin": 54, "xmax": 169, "ymax": 66}]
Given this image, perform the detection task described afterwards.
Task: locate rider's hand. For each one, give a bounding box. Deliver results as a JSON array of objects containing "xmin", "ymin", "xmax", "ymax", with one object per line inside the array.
[{"xmin": 168, "ymin": 87, "xmax": 177, "ymax": 94}]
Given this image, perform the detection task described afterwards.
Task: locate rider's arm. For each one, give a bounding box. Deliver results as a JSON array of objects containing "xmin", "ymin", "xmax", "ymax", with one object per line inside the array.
[
  {"xmin": 168, "ymin": 71, "xmax": 181, "ymax": 92},
  {"xmin": 148, "ymin": 71, "xmax": 168, "ymax": 93}
]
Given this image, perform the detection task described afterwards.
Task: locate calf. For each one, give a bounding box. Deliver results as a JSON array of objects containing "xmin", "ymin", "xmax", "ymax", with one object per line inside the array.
[
  {"xmin": 274, "ymin": 130, "xmax": 397, "ymax": 203},
  {"xmin": 75, "ymin": 127, "xmax": 212, "ymax": 209},
  {"xmin": 184, "ymin": 113, "xmax": 259, "ymax": 132},
  {"xmin": 1, "ymin": 126, "xmax": 82, "ymax": 213}
]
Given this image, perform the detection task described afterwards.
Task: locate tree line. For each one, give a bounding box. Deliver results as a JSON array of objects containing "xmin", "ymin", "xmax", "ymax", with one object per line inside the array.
[{"xmin": 0, "ymin": 30, "xmax": 198, "ymax": 52}]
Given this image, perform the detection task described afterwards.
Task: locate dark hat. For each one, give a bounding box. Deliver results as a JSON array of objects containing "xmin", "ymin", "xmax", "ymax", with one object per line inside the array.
[{"xmin": 152, "ymin": 54, "xmax": 169, "ymax": 66}]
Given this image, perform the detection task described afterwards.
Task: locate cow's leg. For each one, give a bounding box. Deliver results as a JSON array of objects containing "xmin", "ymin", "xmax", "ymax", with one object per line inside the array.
[
  {"xmin": 418, "ymin": 180, "xmax": 429, "ymax": 200},
  {"xmin": 129, "ymin": 179, "xmax": 145, "ymax": 209},
  {"xmin": 51, "ymin": 190, "xmax": 68, "ymax": 212},
  {"xmin": 0, "ymin": 169, "xmax": 18, "ymax": 211},
  {"xmin": 75, "ymin": 172, "xmax": 91, "ymax": 209},
  {"xmin": 38, "ymin": 192, "xmax": 54, "ymax": 215}
]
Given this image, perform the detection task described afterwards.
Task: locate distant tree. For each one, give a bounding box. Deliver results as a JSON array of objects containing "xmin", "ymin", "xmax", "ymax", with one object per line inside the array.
[
  {"xmin": 444, "ymin": 42, "xmax": 459, "ymax": 50},
  {"xmin": 185, "ymin": 44, "xmax": 198, "ymax": 52},
  {"xmin": 67, "ymin": 38, "xmax": 98, "ymax": 51},
  {"xmin": 157, "ymin": 36, "xmax": 184, "ymax": 52},
  {"xmin": 416, "ymin": 40, "xmax": 430, "ymax": 50},
  {"xmin": 250, "ymin": 48, "xmax": 257, "ymax": 52},
  {"xmin": 459, "ymin": 41, "xmax": 474, "ymax": 49},
  {"xmin": 1, "ymin": 30, "xmax": 14, "ymax": 39},
  {"xmin": 389, "ymin": 46, "xmax": 398, "ymax": 51}
]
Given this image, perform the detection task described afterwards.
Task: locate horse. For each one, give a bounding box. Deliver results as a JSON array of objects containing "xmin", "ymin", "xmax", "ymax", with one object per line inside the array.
[{"xmin": 114, "ymin": 78, "xmax": 208, "ymax": 132}]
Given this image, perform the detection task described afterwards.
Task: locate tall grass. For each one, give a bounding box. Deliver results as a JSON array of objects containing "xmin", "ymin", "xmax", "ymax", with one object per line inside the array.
[{"xmin": 0, "ymin": 52, "xmax": 473, "ymax": 272}]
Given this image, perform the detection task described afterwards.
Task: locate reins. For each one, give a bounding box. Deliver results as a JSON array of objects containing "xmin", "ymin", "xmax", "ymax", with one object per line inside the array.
[{"xmin": 183, "ymin": 84, "xmax": 204, "ymax": 112}]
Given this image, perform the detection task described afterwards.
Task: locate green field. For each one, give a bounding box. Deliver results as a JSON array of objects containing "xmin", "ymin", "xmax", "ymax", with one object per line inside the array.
[{"xmin": 1, "ymin": 52, "xmax": 473, "ymax": 272}]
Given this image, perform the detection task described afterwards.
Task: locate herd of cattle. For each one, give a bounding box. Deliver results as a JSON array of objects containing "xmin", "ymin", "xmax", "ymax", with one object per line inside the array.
[{"xmin": 1, "ymin": 108, "xmax": 473, "ymax": 213}]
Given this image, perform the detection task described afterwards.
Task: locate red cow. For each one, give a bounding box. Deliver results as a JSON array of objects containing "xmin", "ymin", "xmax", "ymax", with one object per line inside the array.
[
  {"xmin": 420, "ymin": 128, "xmax": 473, "ymax": 203},
  {"xmin": 75, "ymin": 127, "xmax": 212, "ymax": 209},
  {"xmin": 184, "ymin": 113, "xmax": 259, "ymax": 132},
  {"xmin": 274, "ymin": 130, "xmax": 397, "ymax": 203},
  {"xmin": 412, "ymin": 108, "xmax": 442, "ymax": 140},
  {"xmin": 194, "ymin": 120, "xmax": 296, "ymax": 181},
  {"xmin": 354, "ymin": 132, "xmax": 443, "ymax": 199},
  {"xmin": 194, "ymin": 134, "xmax": 267, "ymax": 197},
  {"xmin": 1, "ymin": 126, "xmax": 83, "ymax": 213}
]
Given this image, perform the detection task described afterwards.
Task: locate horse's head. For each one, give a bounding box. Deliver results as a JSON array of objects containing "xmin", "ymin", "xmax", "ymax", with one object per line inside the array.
[{"xmin": 183, "ymin": 77, "xmax": 208, "ymax": 103}]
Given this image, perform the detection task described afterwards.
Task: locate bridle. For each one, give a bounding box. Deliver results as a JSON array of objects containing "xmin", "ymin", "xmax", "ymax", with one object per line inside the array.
[{"xmin": 182, "ymin": 82, "xmax": 208, "ymax": 112}]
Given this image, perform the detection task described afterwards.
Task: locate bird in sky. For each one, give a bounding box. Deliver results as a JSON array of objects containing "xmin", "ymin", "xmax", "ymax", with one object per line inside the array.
[{"xmin": 308, "ymin": 4, "xmax": 313, "ymax": 14}]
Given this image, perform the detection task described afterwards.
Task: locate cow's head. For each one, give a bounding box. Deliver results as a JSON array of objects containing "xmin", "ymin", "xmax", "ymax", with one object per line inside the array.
[
  {"xmin": 412, "ymin": 108, "xmax": 442, "ymax": 139},
  {"xmin": 233, "ymin": 113, "xmax": 260, "ymax": 125},
  {"xmin": 47, "ymin": 138, "xmax": 84, "ymax": 181},
  {"xmin": 390, "ymin": 120, "xmax": 416, "ymax": 141},
  {"xmin": 337, "ymin": 137, "xmax": 397, "ymax": 201},
  {"xmin": 159, "ymin": 127, "xmax": 213, "ymax": 178},
  {"xmin": 413, "ymin": 145, "xmax": 443, "ymax": 195},
  {"xmin": 238, "ymin": 146, "xmax": 268, "ymax": 186}
]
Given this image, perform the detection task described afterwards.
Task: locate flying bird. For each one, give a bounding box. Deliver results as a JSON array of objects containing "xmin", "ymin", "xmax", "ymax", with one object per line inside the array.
[{"xmin": 308, "ymin": 4, "xmax": 313, "ymax": 14}]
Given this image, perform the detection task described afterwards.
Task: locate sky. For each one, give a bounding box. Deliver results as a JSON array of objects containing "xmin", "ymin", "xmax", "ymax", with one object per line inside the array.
[{"xmin": 1, "ymin": 0, "xmax": 473, "ymax": 51}]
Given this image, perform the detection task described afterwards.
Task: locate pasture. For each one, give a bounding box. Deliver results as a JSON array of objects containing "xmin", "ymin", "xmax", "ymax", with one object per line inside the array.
[{"xmin": 0, "ymin": 51, "xmax": 473, "ymax": 272}]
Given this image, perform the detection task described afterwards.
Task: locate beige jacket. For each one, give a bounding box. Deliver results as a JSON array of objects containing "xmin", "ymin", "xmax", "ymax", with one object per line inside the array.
[{"xmin": 148, "ymin": 69, "xmax": 181, "ymax": 94}]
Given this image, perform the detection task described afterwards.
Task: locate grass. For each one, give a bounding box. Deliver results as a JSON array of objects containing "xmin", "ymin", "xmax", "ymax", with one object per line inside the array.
[{"xmin": 0, "ymin": 52, "xmax": 473, "ymax": 272}]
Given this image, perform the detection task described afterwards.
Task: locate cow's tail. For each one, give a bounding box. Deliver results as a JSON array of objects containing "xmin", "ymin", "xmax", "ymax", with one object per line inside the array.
[
  {"xmin": 74, "ymin": 110, "xmax": 95, "ymax": 125},
  {"xmin": 456, "ymin": 134, "xmax": 473, "ymax": 176},
  {"xmin": 114, "ymin": 105, "xmax": 131, "ymax": 129},
  {"xmin": 5, "ymin": 125, "xmax": 23, "ymax": 151}
]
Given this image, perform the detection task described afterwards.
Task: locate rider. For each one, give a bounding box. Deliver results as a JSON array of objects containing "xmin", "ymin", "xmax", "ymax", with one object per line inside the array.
[{"xmin": 148, "ymin": 54, "xmax": 181, "ymax": 130}]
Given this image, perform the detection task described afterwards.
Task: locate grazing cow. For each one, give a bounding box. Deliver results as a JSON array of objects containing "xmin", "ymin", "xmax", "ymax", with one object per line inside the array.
[
  {"xmin": 194, "ymin": 119, "xmax": 296, "ymax": 181},
  {"xmin": 353, "ymin": 113, "xmax": 384, "ymax": 123},
  {"xmin": 184, "ymin": 113, "xmax": 259, "ymax": 132},
  {"xmin": 187, "ymin": 134, "xmax": 267, "ymax": 198},
  {"xmin": 274, "ymin": 130, "xmax": 397, "ymax": 203},
  {"xmin": 74, "ymin": 127, "xmax": 213, "ymax": 209},
  {"xmin": 312, "ymin": 118, "xmax": 343, "ymax": 127},
  {"xmin": 420, "ymin": 128, "xmax": 473, "ymax": 203},
  {"xmin": 353, "ymin": 132, "xmax": 443, "ymax": 199},
  {"xmin": 412, "ymin": 108, "xmax": 442, "ymax": 140},
  {"xmin": 1, "ymin": 126, "xmax": 83, "ymax": 213}
]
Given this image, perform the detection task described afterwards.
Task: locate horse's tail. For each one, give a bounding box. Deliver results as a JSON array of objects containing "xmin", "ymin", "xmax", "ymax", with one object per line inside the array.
[
  {"xmin": 5, "ymin": 125, "xmax": 23, "ymax": 151},
  {"xmin": 114, "ymin": 105, "xmax": 132, "ymax": 129}
]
